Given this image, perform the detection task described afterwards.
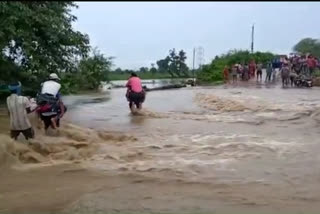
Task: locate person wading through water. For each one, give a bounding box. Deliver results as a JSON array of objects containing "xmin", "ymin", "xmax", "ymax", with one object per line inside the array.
[
  {"xmin": 265, "ymin": 63, "xmax": 273, "ymax": 83},
  {"xmin": 126, "ymin": 72, "xmax": 145, "ymax": 113},
  {"xmin": 243, "ymin": 64, "xmax": 249, "ymax": 81},
  {"xmin": 249, "ymin": 60, "xmax": 256, "ymax": 79},
  {"xmin": 280, "ymin": 63, "xmax": 290, "ymax": 87},
  {"xmin": 7, "ymin": 81, "xmax": 35, "ymax": 141},
  {"xmin": 36, "ymin": 73, "xmax": 66, "ymax": 133},
  {"xmin": 256, "ymin": 63, "xmax": 263, "ymax": 82},
  {"xmin": 223, "ymin": 65, "xmax": 229, "ymax": 83},
  {"xmin": 231, "ymin": 65, "xmax": 238, "ymax": 83}
]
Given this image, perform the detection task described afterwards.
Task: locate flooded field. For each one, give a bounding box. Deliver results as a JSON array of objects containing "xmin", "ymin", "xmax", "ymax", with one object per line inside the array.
[{"xmin": 1, "ymin": 76, "xmax": 320, "ymax": 214}]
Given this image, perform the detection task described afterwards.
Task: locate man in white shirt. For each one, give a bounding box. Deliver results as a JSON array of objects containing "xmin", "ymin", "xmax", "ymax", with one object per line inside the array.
[
  {"xmin": 37, "ymin": 73, "xmax": 66, "ymax": 132},
  {"xmin": 41, "ymin": 73, "xmax": 61, "ymax": 96},
  {"xmin": 7, "ymin": 82, "xmax": 34, "ymax": 140}
]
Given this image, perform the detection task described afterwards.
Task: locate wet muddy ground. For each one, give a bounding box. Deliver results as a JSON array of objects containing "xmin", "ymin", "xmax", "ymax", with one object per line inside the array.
[{"xmin": 1, "ymin": 74, "xmax": 320, "ymax": 214}]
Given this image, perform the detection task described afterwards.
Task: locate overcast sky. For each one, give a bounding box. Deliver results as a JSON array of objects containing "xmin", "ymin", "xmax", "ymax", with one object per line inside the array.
[{"xmin": 72, "ymin": 2, "xmax": 320, "ymax": 69}]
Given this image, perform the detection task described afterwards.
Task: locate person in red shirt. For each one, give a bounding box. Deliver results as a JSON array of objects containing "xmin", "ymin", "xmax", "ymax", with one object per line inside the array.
[
  {"xmin": 223, "ymin": 65, "xmax": 229, "ymax": 83},
  {"xmin": 126, "ymin": 72, "xmax": 146, "ymax": 112},
  {"xmin": 306, "ymin": 55, "xmax": 317, "ymax": 76},
  {"xmin": 249, "ymin": 60, "xmax": 256, "ymax": 79}
]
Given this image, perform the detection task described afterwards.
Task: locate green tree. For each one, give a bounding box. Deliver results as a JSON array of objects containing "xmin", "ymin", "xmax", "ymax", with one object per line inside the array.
[
  {"xmin": 156, "ymin": 56, "xmax": 171, "ymax": 75},
  {"xmin": 139, "ymin": 67, "xmax": 149, "ymax": 73},
  {"xmin": 114, "ymin": 67, "xmax": 123, "ymax": 73},
  {"xmin": 76, "ymin": 48, "xmax": 112, "ymax": 90},
  {"xmin": 0, "ymin": 1, "xmax": 92, "ymax": 95},
  {"xmin": 155, "ymin": 49, "xmax": 190, "ymax": 78},
  {"xmin": 169, "ymin": 48, "xmax": 180, "ymax": 77},
  {"xmin": 293, "ymin": 38, "xmax": 320, "ymax": 57},
  {"xmin": 177, "ymin": 50, "xmax": 189, "ymax": 77},
  {"xmin": 150, "ymin": 63, "xmax": 157, "ymax": 75},
  {"xmin": 0, "ymin": 2, "xmax": 90, "ymax": 74}
]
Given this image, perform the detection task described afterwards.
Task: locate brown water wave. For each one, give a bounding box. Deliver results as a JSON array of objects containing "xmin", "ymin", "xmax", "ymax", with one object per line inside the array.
[
  {"xmin": 2, "ymin": 84, "xmax": 320, "ymax": 213},
  {"xmin": 195, "ymin": 92, "xmax": 320, "ymax": 113},
  {"xmin": 0, "ymin": 123, "xmax": 138, "ymax": 169},
  {"xmin": 82, "ymin": 132, "xmax": 305, "ymax": 184}
]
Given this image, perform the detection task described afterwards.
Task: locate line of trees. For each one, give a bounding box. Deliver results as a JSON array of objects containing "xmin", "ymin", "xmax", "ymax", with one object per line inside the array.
[
  {"xmin": 1, "ymin": 1, "xmax": 318, "ymax": 94},
  {"xmin": 112, "ymin": 49, "xmax": 191, "ymax": 79},
  {"xmin": 157, "ymin": 49, "xmax": 189, "ymax": 77}
]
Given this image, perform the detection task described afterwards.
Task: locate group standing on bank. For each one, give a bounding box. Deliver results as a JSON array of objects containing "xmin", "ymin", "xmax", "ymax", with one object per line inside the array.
[
  {"xmin": 222, "ymin": 54, "xmax": 319, "ymax": 87},
  {"xmin": 223, "ymin": 61, "xmax": 267, "ymax": 83}
]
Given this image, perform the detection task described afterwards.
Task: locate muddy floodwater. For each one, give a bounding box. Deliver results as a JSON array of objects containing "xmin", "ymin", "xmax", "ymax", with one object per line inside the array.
[{"xmin": 1, "ymin": 76, "xmax": 320, "ymax": 214}]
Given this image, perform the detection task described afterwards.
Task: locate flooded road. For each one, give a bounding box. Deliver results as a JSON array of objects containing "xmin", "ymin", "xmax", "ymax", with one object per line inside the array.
[
  {"xmin": 64, "ymin": 79, "xmax": 320, "ymax": 213},
  {"xmin": 1, "ymin": 77, "xmax": 320, "ymax": 214}
]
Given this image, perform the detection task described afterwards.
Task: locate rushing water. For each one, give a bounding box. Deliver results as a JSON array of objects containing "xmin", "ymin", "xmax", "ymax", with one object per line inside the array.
[
  {"xmin": 2, "ymin": 75, "xmax": 320, "ymax": 213},
  {"xmin": 63, "ymin": 76, "xmax": 320, "ymax": 181},
  {"xmin": 53, "ymin": 76, "xmax": 320, "ymax": 213}
]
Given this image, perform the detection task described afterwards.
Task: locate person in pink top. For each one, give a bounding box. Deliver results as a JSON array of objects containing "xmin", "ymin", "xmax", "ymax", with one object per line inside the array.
[{"xmin": 125, "ymin": 72, "xmax": 146, "ymax": 111}]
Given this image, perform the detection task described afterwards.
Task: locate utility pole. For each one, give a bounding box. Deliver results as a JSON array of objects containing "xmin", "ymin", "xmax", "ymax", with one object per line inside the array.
[
  {"xmin": 192, "ymin": 47, "xmax": 195, "ymax": 82},
  {"xmin": 251, "ymin": 24, "xmax": 254, "ymax": 53}
]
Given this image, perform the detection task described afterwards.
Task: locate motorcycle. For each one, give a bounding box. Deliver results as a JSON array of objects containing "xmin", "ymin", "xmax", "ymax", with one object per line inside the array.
[
  {"xmin": 294, "ymin": 77, "xmax": 313, "ymax": 88},
  {"xmin": 36, "ymin": 93, "xmax": 67, "ymax": 130}
]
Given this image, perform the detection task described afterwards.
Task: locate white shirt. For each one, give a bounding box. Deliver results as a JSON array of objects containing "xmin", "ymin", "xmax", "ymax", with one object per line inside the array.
[
  {"xmin": 7, "ymin": 94, "xmax": 32, "ymax": 130},
  {"xmin": 41, "ymin": 80, "xmax": 61, "ymax": 96}
]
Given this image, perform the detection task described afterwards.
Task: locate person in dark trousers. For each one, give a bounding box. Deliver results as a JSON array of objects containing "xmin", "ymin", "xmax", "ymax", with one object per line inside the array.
[
  {"xmin": 7, "ymin": 82, "xmax": 35, "ymax": 140},
  {"xmin": 243, "ymin": 64, "xmax": 249, "ymax": 81},
  {"xmin": 231, "ymin": 65, "xmax": 238, "ymax": 83},
  {"xmin": 37, "ymin": 73, "xmax": 66, "ymax": 133},
  {"xmin": 265, "ymin": 63, "xmax": 273, "ymax": 83},
  {"xmin": 256, "ymin": 63, "xmax": 263, "ymax": 81},
  {"xmin": 223, "ymin": 65, "xmax": 229, "ymax": 83},
  {"xmin": 125, "ymin": 72, "xmax": 145, "ymax": 112}
]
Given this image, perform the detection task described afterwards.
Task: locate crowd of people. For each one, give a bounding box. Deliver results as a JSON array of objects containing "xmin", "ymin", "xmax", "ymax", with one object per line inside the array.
[
  {"xmin": 223, "ymin": 60, "xmax": 269, "ymax": 83},
  {"xmin": 285, "ymin": 54, "xmax": 319, "ymax": 77},
  {"xmin": 222, "ymin": 54, "xmax": 320, "ymax": 85}
]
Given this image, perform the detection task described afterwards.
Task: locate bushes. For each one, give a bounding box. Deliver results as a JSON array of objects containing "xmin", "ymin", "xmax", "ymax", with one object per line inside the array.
[
  {"xmin": 197, "ymin": 50, "xmax": 275, "ymax": 83},
  {"xmin": 313, "ymin": 69, "xmax": 320, "ymax": 77},
  {"xmin": 196, "ymin": 64, "xmax": 223, "ymax": 83},
  {"xmin": 0, "ymin": 48, "xmax": 112, "ymax": 96}
]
